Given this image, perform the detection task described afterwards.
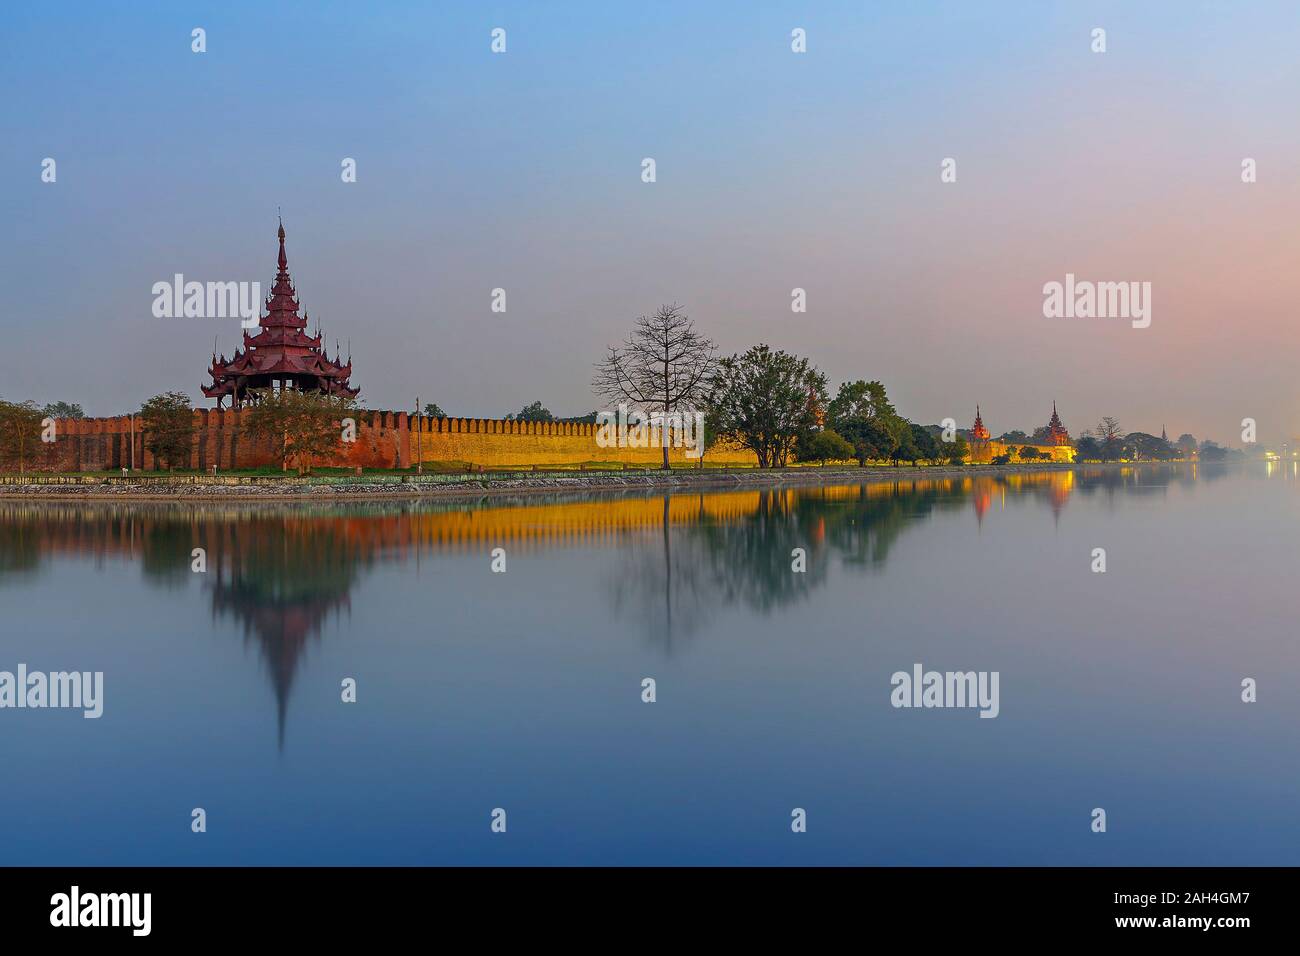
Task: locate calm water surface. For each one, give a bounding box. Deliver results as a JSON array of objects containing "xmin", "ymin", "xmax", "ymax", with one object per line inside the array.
[{"xmin": 1, "ymin": 464, "xmax": 1297, "ymax": 865}]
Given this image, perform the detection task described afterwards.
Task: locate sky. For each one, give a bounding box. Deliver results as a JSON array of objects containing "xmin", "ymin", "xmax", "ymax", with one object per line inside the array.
[{"xmin": 2, "ymin": 0, "xmax": 1298, "ymax": 446}]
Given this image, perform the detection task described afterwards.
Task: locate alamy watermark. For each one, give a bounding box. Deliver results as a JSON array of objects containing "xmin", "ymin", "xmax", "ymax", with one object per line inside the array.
[
  {"xmin": 890, "ymin": 663, "xmax": 999, "ymax": 718},
  {"xmin": 152, "ymin": 274, "xmax": 261, "ymax": 328},
  {"xmin": 50, "ymin": 886, "xmax": 150, "ymax": 936},
  {"xmin": 1043, "ymin": 273, "xmax": 1151, "ymax": 329},
  {"xmin": 595, "ymin": 404, "xmax": 705, "ymax": 458},
  {"xmin": 0, "ymin": 664, "xmax": 103, "ymax": 718}
]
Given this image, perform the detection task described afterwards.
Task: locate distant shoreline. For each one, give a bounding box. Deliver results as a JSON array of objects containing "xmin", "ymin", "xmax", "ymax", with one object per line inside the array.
[{"xmin": 0, "ymin": 460, "xmax": 1199, "ymax": 504}]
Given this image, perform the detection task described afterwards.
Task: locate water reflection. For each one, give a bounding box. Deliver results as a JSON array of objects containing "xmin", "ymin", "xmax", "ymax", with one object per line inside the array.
[{"xmin": 0, "ymin": 463, "xmax": 1236, "ymax": 746}]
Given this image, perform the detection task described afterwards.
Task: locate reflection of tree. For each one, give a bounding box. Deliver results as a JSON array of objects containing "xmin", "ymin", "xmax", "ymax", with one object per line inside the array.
[
  {"xmin": 140, "ymin": 519, "xmax": 199, "ymax": 588},
  {"xmin": 691, "ymin": 489, "xmax": 832, "ymax": 612},
  {"xmin": 816, "ymin": 482, "xmax": 962, "ymax": 568},
  {"xmin": 607, "ymin": 496, "xmax": 726, "ymax": 653},
  {"xmin": 603, "ymin": 482, "xmax": 971, "ymax": 653},
  {"xmin": 0, "ymin": 517, "xmax": 40, "ymax": 580}
]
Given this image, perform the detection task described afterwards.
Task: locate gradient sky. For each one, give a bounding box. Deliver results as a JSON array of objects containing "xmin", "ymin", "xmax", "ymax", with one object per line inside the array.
[{"xmin": 2, "ymin": 1, "xmax": 1298, "ymax": 445}]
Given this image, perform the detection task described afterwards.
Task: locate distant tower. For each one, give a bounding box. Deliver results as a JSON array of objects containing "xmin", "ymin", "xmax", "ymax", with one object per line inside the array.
[
  {"xmin": 1046, "ymin": 401, "xmax": 1071, "ymax": 446},
  {"xmin": 1161, "ymin": 424, "xmax": 1168, "ymax": 442},
  {"xmin": 972, "ymin": 405, "xmax": 990, "ymax": 442}
]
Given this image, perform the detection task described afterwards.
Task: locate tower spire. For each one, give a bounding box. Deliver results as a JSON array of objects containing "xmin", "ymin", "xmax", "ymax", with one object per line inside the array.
[{"xmin": 201, "ymin": 218, "xmax": 359, "ymax": 406}]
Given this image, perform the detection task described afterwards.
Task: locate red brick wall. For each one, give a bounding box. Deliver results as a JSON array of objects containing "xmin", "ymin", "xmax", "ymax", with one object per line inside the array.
[{"xmin": 23, "ymin": 410, "xmax": 406, "ymax": 473}]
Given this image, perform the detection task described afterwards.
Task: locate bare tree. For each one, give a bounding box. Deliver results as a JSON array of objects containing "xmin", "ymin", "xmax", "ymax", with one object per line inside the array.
[
  {"xmin": 1096, "ymin": 416, "xmax": 1125, "ymax": 460},
  {"xmin": 593, "ymin": 304, "xmax": 717, "ymax": 469}
]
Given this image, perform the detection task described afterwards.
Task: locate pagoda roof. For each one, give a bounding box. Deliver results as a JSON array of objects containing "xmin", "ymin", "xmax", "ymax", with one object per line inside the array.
[{"xmin": 202, "ymin": 220, "xmax": 359, "ymax": 403}]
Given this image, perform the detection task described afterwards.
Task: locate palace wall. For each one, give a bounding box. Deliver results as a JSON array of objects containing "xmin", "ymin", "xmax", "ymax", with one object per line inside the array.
[
  {"xmin": 21, "ymin": 411, "xmax": 759, "ymax": 472},
  {"xmin": 967, "ymin": 439, "xmax": 1075, "ymax": 464},
  {"xmin": 14, "ymin": 413, "xmax": 1076, "ymax": 472}
]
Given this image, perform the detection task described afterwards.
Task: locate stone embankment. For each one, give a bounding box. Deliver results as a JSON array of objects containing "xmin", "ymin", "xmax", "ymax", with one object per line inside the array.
[{"xmin": 0, "ymin": 461, "xmax": 1120, "ymax": 503}]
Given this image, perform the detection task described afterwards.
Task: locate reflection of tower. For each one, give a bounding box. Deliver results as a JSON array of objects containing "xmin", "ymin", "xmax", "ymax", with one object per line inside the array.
[
  {"xmin": 205, "ymin": 516, "xmax": 363, "ymax": 750},
  {"xmin": 211, "ymin": 576, "xmax": 350, "ymax": 750},
  {"xmin": 972, "ymin": 481, "xmax": 992, "ymax": 526},
  {"xmin": 1047, "ymin": 470, "xmax": 1073, "ymax": 526}
]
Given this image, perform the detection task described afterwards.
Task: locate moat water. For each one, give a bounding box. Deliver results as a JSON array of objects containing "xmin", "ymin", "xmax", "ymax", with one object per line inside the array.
[{"xmin": 0, "ymin": 463, "xmax": 1296, "ymax": 865}]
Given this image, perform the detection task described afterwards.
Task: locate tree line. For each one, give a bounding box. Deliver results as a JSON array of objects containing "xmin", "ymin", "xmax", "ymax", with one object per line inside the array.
[{"xmin": 2, "ymin": 304, "xmax": 1250, "ymax": 474}]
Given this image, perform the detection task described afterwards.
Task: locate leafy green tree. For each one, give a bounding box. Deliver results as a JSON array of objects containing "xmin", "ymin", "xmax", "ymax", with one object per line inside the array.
[
  {"xmin": 509, "ymin": 401, "xmax": 554, "ymax": 423},
  {"xmin": 999, "ymin": 430, "xmax": 1029, "ymax": 443},
  {"xmin": 1074, "ymin": 435, "xmax": 1102, "ymax": 461},
  {"xmin": 857, "ymin": 418, "xmax": 897, "ymax": 463},
  {"xmin": 887, "ymin": 417, "xmax": 918, "ymax": 466},
  {"xmin": 709, "ymin": 345, "xmax": 827, "ymax": 468},
  {"xmin": 908, "ymin": 423, "xmax": 940, "ymax": 463},
  {"xmin": 243, "ymin": 389, "xmax": 359, "ymax": 475},
  {"xmin": 991, "ymin": 454, "xmax": 1011, "ymax": 466},
  {"xmin": 828, "ymin": 380, "xmax": 895, "ymax": 423},
  {"xmin": 1019, "ymin": 445, "xmax": 1041, "ymax": 461},
  {"xmin": 942, "ymin": 434, "xmax": 969, "ymax": 464},
  {"xmin": 828, "ymin": 380, "xmax": 901, "ymax": 465},
  {"xmin": 798, "ymin": 428, "xmax": 854, "ymax": 465},
  {"xmin": 42, "ymin": 401, "xmax": 85, "ymax": 419},
  {"xmin": 1199, "ymin": 441, "xmax": 1227, "ymax": 462},
  {"xmin": 422, "ymin": 402, "xmax": 447, "ymax": 418},
  {"xmin": 0, "ymin": 400, "xmax": 45, "ymax": 474},
  {"xmin": 140, "ymin": 391, "xmax": 195, "ymax": 472},
  {"xmin": 1126, "ymin": 432, "xmax": 1176, "ymax": 461}
]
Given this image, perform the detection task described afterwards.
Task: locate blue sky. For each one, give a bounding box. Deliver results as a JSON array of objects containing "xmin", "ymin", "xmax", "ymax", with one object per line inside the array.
[{"xmin": 3, "ymin": 1, "xmax": 1299, "ymax": 444}]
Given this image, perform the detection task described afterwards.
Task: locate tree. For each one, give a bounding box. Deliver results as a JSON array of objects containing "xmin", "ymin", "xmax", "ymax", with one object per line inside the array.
[
  {"xmin": 140, "ymin": 391, "xmax": 195, "ymax": 472},
  {"xmin": 1019, "ymin": 445, "xmax": 1041, "ymax": 461},
  {"xmin": 943, "ymin": 434, "xmax": 969, "ymax": 465},
  {"xmin": 999, "ymin": 430, "xmax": 1029, "ymax": 444},
  {"xmin": 827, "ymin": 380, "xmax": 900, "ymax": 465},
  {"xmin": 991, "ymin": 454, "xmax": 1011, "ymax": 466},
  {"xmin": 509, "ymin": 401, "xmax": 553, "ymax": 423},
  {"xmin": 844, "ymin": 418, "xmax": 896, "ymax": 464},
  {"xmin": 1126, "ymin": 432, "xmax": 1176, "ymax": 461},
  {"xmin": 0, "ymin": 400, "xmax": 45, "ymax": 474},
  {"xmin": 909, "ymin": 423, "xmax": 940, "ymax": 464},
  {"xmin": 709, "ymin": 344, "xmax": 827, "ymax": 468},
  {"xmin": 423, "ymin": 402, "xmax": 447, "ymax": 419},
  {"xmin": 887, "ymin": 417, "xmax": 918, "ymax": 466},
  {"xmin": 242, "ymin": 389, "xmax": 359, "ymax": 475},
  {"xmin": 1177, "ymin": 433, "xmax": 1197, "ymax": 458},
  {"xmin": 1199, "ymin": 440, "xmax": 1227, "ymax": 462},
  {"xmin": 797, "ymin": 428, "xmax": 854, "ymax": 465},
  {"xmin": 1074, "ymin": 435, "xmax": 1101, "ymax": 461},
  {"xmin": 42, "ymin": 401, "xmax": 85, "ymax": 419},
  {"xmin": 593, "ymin": 304, "xmax": 717, "ymax": 470},
  {"xmin": 1096, "ymin": 417, "xmax": 1125, "ymax": 460}
]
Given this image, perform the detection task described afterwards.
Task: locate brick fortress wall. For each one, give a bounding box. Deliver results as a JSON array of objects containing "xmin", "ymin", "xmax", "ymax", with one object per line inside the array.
[{"xmin": 23, "ymin": 410, "xmax": 760, "ymax": 472}]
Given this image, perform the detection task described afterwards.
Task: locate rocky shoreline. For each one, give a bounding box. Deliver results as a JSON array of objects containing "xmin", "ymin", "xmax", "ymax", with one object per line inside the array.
[{"xmin": 0, "ymin": 460, "xmax": 1169, "ymax": 503}]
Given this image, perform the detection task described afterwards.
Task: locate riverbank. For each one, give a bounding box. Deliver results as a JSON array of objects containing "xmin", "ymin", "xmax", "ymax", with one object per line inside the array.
[{"xmin": 0, "ymin": 460, "xmax": 1182, "ymax": 503}]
